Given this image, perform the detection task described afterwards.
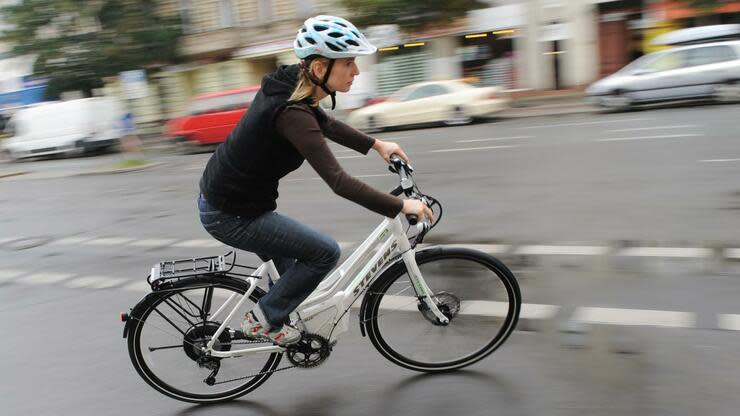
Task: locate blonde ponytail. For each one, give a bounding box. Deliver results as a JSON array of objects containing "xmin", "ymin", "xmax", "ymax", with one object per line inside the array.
[{"xmin": 289, "ymin": 58, "xmax": 329, "ymax": 106}]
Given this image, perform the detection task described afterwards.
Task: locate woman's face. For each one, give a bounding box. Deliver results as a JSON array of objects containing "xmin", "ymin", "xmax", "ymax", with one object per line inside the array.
[{"xmin": 314, "ymin": 58, "xmax": 360, "ymax": 93}]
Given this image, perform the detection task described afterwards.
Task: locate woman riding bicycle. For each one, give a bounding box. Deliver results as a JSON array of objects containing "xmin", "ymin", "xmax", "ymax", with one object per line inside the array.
[{"xmin": 198, "ymin": 15, "xmax": 433, "ymax": 346}]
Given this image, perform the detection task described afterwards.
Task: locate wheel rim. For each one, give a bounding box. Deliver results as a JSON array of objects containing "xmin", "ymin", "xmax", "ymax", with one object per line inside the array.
[
  {"xmin": 368, "ymin": 253, "xmax": 519, "ymax": 369},
  {"xmin": 130, "ymin": 282, "xmax": 281, "ymax": 402},
  {"xmin": 715, "ymin": 83, "xmax": 740, "ymax": 102},
  {"xmin": 604, "ymin": 94, "xmax": 630, "ymax": 109},
  {"xmin": 446, "ymin": 108, "xmax": 472, "ymax": 125}
]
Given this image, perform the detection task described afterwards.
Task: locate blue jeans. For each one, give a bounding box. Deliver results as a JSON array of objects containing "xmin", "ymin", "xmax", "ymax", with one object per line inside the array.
[{"xmin": 198, "ymin": 194, "xmax": 341, "ymax": 328}]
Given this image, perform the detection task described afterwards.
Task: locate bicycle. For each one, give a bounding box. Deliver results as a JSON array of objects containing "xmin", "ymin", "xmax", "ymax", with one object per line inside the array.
[{"xmin": 121, "ymin": 155, "xmax": 521, "ymax": 404}]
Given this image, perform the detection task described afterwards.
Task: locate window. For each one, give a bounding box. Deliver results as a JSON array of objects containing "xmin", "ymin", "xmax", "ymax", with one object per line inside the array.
[
  {"xmin": 403, "ymin": 84, "xmax": 450, "ymax": 101},
  {"xmin": 687, "ymin": 45, "xmax": 738, "ymax": 67},
  {"xmin": 258, "ymin": 0, "xmax": 274, "ymax": 22},
  {"xmin": 646, "ymin": 50, "xmax": 688, "ymax": 72},
  {"xmin": 179, "ymin": 0, "xmax": 194, "ymax": 34},
  {"xmin": 295, "ymin": 0, "xmax": 314, "ymax": 18},
  {"xmin": 218, "ymin": 0, "xmax": 236, "ymax": 28}
]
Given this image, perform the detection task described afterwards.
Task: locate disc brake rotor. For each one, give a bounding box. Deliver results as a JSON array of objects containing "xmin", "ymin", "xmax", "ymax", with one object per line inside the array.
[{"xmin": 418, "ymin": 291, "xmax": 461, "ymax": 326}]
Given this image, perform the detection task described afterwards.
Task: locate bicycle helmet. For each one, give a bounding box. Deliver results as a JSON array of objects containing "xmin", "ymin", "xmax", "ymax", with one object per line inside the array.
[{"xmin": 293, "ymin": 15, "xmax": 377, "ymax": 109}]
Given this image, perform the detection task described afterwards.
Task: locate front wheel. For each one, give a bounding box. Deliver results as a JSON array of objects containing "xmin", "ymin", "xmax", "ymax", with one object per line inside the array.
[{"xmin": 361, "ymin": 247, "xmax": 521, "ymax": 372}]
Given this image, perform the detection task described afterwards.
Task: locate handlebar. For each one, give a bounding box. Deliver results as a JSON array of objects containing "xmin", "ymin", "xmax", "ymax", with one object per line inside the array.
[{"xmin": 388, "ymin": 154, "xmax": 436, "ymax": 228}]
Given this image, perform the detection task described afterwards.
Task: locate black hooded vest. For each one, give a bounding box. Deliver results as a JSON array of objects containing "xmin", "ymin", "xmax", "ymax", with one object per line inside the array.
[{"xmin": 199, "ymin": 64, "xmax": 322, "ymax": 217}]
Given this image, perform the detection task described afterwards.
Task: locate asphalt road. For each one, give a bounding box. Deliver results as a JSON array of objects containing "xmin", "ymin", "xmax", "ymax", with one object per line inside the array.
[{"xmin": 2, "ymin": 103, "xmax": 740, "ymax": 416}]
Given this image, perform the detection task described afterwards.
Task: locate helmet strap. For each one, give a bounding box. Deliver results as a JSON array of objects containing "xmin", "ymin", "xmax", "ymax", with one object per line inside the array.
[{"xmin": 302, "ymin": 58, "xmax": 337, "ymax": 110}]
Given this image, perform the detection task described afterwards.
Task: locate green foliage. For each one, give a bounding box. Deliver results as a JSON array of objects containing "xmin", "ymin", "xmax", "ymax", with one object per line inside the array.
[
  {"xmin": 339, "ymin": 0, "xmax": 488, "ymax": 32},
  {"xmin": 0, "ymin": 0, "xmax": 181, "ymax": 99},
  {"xmin": 679, "ymin": 0, "xmax": 724, "ymax": 12}
]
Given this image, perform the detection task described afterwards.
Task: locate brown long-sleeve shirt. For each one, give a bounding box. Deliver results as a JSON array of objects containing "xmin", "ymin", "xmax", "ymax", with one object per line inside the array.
[{"xmin": 275, "ymin": 104, "xmax": 404, "ymax": 218}]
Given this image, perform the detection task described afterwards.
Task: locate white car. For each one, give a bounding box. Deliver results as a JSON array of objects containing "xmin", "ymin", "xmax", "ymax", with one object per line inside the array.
[
  {"xmin": 1, "ymin": 97, "xmax": 125, "ymax": 160},
  {"xmin": 346, "ymin": 80, "xmax": 509, "ymax": 131}
]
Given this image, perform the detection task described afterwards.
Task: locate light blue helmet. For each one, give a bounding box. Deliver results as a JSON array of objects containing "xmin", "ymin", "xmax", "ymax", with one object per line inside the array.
[{"xmin": 294, "ymin": 15, "xmax": 377, "ymax": 60}]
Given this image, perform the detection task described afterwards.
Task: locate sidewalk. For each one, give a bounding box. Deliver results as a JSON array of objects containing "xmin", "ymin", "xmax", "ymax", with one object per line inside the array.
[{"xmin": 498, "ymin": 87, "xmax": 597, "ymax": 119}]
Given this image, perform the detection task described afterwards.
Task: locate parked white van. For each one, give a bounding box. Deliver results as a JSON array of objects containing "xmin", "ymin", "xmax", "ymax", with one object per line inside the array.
[{"xmin": 1, "ymin": 97, "xmax": 126, "ymax": 160}]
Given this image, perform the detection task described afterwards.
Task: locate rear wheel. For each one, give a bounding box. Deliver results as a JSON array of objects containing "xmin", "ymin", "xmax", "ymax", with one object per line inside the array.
[
  {"xmin": 714, "ymin": 80, "xmax": 740, "ymax": 103},
  {"xmin": 362, "ymin": 247, "xmax": 521, "ymax": 372},
  {"xmin": 127, "ymin": 276, "xmax": 281, "ymax": 403}
]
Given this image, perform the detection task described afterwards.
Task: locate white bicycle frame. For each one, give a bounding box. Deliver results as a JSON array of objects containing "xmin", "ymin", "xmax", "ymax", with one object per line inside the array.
[{"xmin": 203, "ymin": 214, "xmax": 446, "ymax": 358}]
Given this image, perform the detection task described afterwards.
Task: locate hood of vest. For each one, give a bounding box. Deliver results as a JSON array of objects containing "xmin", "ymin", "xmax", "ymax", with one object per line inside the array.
[{"xmin": 261, "ymin": 64, "xmax": 300, "ymax": 98}]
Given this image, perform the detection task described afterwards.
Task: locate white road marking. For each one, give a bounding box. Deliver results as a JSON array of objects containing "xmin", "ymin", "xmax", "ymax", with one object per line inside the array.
[
  {"xmin": 597, "ymin": 133, "xmax": 703, "ymax": 142},
  {"xmin": 51, "ymin": 237, "xmax": 92, "ymax": 245},
  {"xmin": 717, "ymin": 314, "xmax": 740, "ymax": 331},
  {"xmin": 430, "ymin": 145, "xmax": 520, "ymax": 153},
  {"xmin": 0, "ymin": 270, "xmax": 24, "ymax": 283},
  {"xmin": 616, "ymin": 247, "xmax": 712, "ymax": 258},
  {"xmin": 370, "ymin": 296, "xmax": 558, "ymax": 319},
  {"xmin": 173, "ymin": 239, "xmax": 224, "ymax": 248},
  {"xmin": 65, "ymin": 276, "xmax": 127, "ymax": 289},
  {"xmin": 84, "ymin": 237, "xmax": 135, "ymax": 246},
  {"xmin": 515, "ymin": 245, "xmax": 609, "ymax": 256},
  {"xmin": 122, "ymin": 281, "xmax": 151, "ymax": 293},
  {"xmin": 520, "ymin": 118, "xmax": 652, "ymax": 129},
  {"xmin": 456, "ymin": 136, "xmax": 532, "ymax": 143},
  {"xmin": 285, "ymin": 173, "xmax": 395, "ymax": 182},
  {"xmin": 128, "ymin": 239, "xmax": 178, "ymax": 247},
  {"xmin": 20, "ymin": 272, "xmax": 74, "ymax": 285},
  {"xmin": 724, "ymin": 248, "xmax": 740, "ymax": 259},
  {"xmin": 442, "ymin": 244, "xmax": 511, "ymax": 254},
  {"xmin": 607, "ymin": 124, "xmax": 699, "ymax": 133},
  {"xmin": 699, "ymin": 158, "xmax": 740, "ymax": 163},
  {"xmin": 572, "ymin": 307, "xmax": 695, "ymax": 328}
]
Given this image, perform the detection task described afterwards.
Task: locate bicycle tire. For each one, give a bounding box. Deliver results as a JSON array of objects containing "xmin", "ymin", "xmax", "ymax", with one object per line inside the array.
[
  {"xmin": 361, "ymin": 247, "xmax": 521, "ymax": 372},
  {"xmin": 127, "ymin": 275, "xmax": 282, "ymax": 403}
]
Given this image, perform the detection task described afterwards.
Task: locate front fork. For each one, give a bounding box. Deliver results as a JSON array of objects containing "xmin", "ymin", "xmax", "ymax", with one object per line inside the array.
[{"xmin": 401, "ymin": 249, "xmax": 450, "ymax": 325}]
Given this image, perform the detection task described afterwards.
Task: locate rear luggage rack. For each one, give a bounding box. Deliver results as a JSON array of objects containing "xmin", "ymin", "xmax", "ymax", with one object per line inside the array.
[{"xmin": 147, "ymin": 251, "xmax": 259, "ymax": 289}]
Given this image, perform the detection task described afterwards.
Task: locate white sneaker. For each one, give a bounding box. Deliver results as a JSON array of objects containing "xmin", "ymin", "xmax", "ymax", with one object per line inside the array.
[{"xmin": 241, "ymin": 312, "xmax": 302, "ymax": 346}]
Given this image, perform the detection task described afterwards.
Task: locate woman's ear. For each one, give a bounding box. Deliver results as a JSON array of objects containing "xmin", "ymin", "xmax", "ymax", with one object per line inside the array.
[{"xmin": 311, "ymin": 60, "xmax": 326, "ymax": 79}]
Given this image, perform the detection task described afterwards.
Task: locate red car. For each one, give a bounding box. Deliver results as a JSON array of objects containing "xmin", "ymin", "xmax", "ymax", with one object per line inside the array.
[{"xmin": 165, "ymin": 86, "xmax": 259, "ymax": 147}]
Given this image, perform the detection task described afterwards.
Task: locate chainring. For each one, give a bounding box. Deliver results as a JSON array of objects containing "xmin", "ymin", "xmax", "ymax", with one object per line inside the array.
[
  {"xmin": 418, "ymin": 291, "xmax": 461, "ymax": 326},
  {"xmin": 183, "ymin": 321, "xmax": 232, "ymax": 362},
  {"xmin": 285, "ymin": 333, "xmax": 331, "ymax": 368}
]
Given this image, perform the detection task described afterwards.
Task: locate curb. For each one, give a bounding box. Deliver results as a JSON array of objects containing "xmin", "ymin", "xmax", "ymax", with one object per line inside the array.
[
  {"xmin": 0, "ymin": 171, "xmax": 29, "ymax": 179},
  {"xmin": 73, "ymin": 161, "xmax": 163, "ymax": 176}
]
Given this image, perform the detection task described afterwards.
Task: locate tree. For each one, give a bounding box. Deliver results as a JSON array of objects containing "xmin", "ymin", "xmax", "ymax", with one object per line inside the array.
[
  {"xmin": 338, "ymin": 0, "xmax": 489, "ymax": 32},
  {"xmin": 679, "ymin": 0, "xmax": 724, "ymax": 13},
  {"xmin": 0, "ymin": 0, "xmax": 181, "ymax": 99}
]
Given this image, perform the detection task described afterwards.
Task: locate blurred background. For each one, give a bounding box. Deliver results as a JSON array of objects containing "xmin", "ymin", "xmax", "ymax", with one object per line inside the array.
[{"xmin": 2, "ymin": 2, "xmax": 740, "ymax": 416}]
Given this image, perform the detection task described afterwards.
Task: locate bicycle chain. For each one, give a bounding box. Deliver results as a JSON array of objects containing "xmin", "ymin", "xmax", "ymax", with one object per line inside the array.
[{"xmin": 211, "ymin": 363, "xmax": 296, "ymax": 385}]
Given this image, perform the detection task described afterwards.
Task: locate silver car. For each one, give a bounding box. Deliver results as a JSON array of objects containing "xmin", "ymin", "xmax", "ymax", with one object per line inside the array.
[{"xmin": 586, "ymin": 40, "xmax": 740, "ymax": 110}]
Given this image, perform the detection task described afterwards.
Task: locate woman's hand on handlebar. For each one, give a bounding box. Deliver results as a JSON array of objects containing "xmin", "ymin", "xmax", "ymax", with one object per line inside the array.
[
  {"xmin": 402, "ymin": 199, "xmax": 434, "ymax": 223},
  {"xmin": 372, "ymin": 139, "xmax": 410, "ymax": 164}
]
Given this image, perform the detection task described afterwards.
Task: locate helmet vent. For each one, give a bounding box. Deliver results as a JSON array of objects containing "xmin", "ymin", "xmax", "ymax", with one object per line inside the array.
[
  {"xmin": 328, "ymin": 32, "xmax": 343, "ymax": 38},
  {"xmin": 301, "ymin": 26, "xmax": 307, "ymax": 33},
  {"xmin": 335, "ymin": 21, "xmax": 347, "ymax": 28},
  {"xmin": 326, "ymin": 42, "xmax": 342, "ymax": 52},
  {"xmin": 351, "ymin": 31, "xmax": 360, "ymax": 38},
  {"xmin": 305, "ymin": 36, "xmax": 316, "ymax": 45},
  {"xmin": 296, "ymin": 40, "xmax": 303, "ymax": 47},
  {"xmin": 346, "ymin": 39, "xmax": 359, "ymax": 46},
  {"xmin": 314, "ymin": 25, "xmax": 328, "ymax": 32}
]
